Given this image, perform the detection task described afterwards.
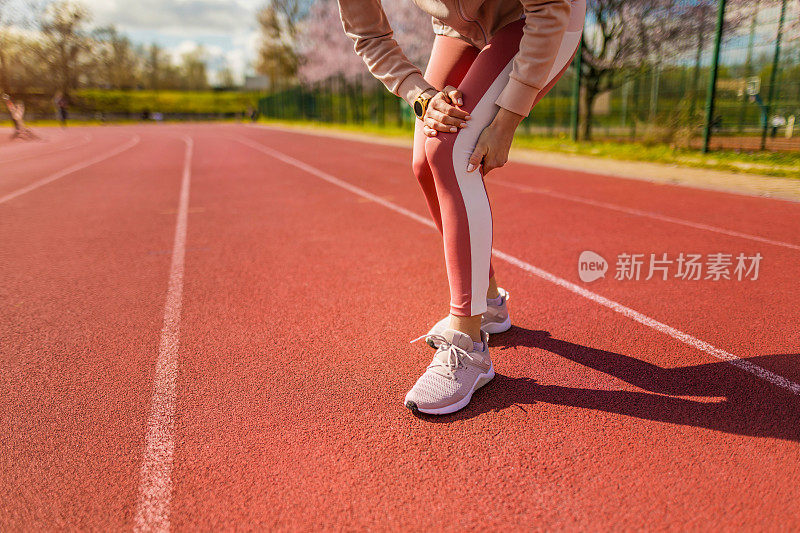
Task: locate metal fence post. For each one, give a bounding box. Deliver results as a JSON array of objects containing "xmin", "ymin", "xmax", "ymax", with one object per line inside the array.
[
  {"xmin": 570, "ymin": 38, "xmax": 582, "ymax": 141},
  {"xmin": 737, "ymin": 0, "xmax": 759, "ymax": 132},
  {"xmin": 688, "ymin": 31, "xmax": 704, "ymax": 121},
  {"xmin": 760, "ymin": 0, "xmax": 787, "ymax": 150},
  {"xmin": 702, "ymin": 0, "xmax": 727, "ymax": 153}
]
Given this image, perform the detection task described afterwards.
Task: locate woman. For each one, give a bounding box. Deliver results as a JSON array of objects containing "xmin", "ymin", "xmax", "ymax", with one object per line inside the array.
[{"xmin": 337, "ymin": 0, "xmax": 585, "ymax": 415}]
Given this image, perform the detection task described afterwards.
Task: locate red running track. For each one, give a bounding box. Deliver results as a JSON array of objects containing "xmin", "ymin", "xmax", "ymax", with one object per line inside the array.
[{"xmin": 2, "ymin": 124, "xmax": 799, "ymax": 530}]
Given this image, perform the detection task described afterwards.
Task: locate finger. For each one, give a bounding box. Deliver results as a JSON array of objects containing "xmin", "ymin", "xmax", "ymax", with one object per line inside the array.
[
  {"xmin": 422, "ymin": 125, "xmax": 437, "ymax": 137},
  {"xmin": 443, "ymin": 85, "xmax": 463, "ymax": 106},
  {"xmin": 467, "ymin": 144, "xmax": 487, "ymax": 172},
  {"xmin": 485, "ymin": 156, "xmax": 507, "ymax": 174},
  {"xmin": 445, "ymin": 106, "xmax": 470, "ymax": 120},
  {"xmin": 426, "ymin": 109, "xmax": 460, "ymax": 132},
  {"xmin": 431, "ymin": 100, "xmax": 470, "ymax": 124},
  {"xmin": 432, "ymin": 98, "xmax": 470, "ymax": 120},
  {"xmin": 429, "ymin": 109, "xmax": 466, "ymax": 131},
  {"xmin": 425, "ymin": 116, "xmax": 455, "ymax": 133}
]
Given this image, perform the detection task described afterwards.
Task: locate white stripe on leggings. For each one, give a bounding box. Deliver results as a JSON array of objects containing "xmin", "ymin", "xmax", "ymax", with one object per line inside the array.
[
  {"xmin": 452, "ymin": 62, "xmax": 514, "ymax": 316},
  {"xmin": 451, "ymin": 14, "xmax": 583, "ymax": 316}
]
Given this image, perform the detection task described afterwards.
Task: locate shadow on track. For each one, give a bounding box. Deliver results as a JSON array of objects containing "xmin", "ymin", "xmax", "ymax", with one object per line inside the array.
[{"xmin": 416, "ymin": 326, "xmax": 800, "ymax": 441}]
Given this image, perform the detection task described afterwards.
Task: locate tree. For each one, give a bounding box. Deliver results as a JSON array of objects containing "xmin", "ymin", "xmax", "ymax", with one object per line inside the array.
[
  {"xmin": 179, "ymin": 46, "xmax": 209, "ymax": 90},
  {"xmin": 577, "ymin": 0, "xmax": 724, "ymax": 140},
  {"xmin": 145, "ymin": 43, "xmax": 164, "ymax": 91},
  {"xmin": 38, "ymin": 0, "xmax": 92, "ymax": 96},
  {"xmin": 0, "ymin": 0, "xmax": 11, "ymax": 92},
  {"xmin": 255, "ymin": 0, "xmax": 310, "ymax": 88},
  {"xmin": 0, "ymin": 0, "xmax": 45, "ymax": 93},
  {"xmin": 93, "ymin": 26, "xmax": 140, "ymax": 89},
  {"xmin": 216, "ymin": 66, "xmax": 236, "ymax": 89},
  {"xmin": 297, "ymin": 0, "xmax": 434, "ymax": 84}
]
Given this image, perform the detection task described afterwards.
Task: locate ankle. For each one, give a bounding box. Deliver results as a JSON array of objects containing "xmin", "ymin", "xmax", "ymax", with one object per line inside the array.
[{"xmin": 448, "ymin": 314, "xmax": 482, "ymax": 343}]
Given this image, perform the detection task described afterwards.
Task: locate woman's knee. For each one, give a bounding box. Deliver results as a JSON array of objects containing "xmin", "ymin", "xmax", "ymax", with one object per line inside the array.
[
  {"xmin": 423, "ymin": 133, "xmax": 457, "ymax": 174},
  {"xmin": 411, "ymin": 144, "xmax": 430, "ymax": 182}
]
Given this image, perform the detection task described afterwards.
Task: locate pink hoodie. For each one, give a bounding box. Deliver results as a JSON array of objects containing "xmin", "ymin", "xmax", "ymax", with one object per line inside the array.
[{"xmin": 337, "ymin": 0, "xmax": 574, "ymax": 117}]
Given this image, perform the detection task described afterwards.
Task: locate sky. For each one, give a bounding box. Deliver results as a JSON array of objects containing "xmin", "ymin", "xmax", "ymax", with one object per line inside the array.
[{"xmin": 68, "ymin": 0, "xmax": 262, "ymax": 84}]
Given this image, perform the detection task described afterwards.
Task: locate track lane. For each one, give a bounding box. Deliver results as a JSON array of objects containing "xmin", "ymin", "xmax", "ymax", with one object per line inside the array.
[
  {"xmin": 232, "ymin": 132, "xmax": 800, "ymax": 391},
  {"xmin": 246, "ymin": 124, "xmax": 800, "ymax": 241},
  {"xmin": 233, "ymin": 126, "xmax": 800, "ymax": 365},
  {"xmin": 488, "ymin": 177, "xmax": 800, "ymax": 251},
  {"xmin": 0, "ymin": 128, "xmax": 189, "ymax": 529},
  {"xmin": 0, "ymin": 135, "xmax": 141, "ymax": 205},
  {"xmin": 166, "ymin": 126, "xmax": 800, "ymax": 530},
  {"xmin": 3, "ymin": 124, "xmax": 798, "ymax": 530},
  {"xmin": 0, "ymin": 132, "xmax": 93, "ymax": 165},
  {"xmin": 0, "ymin": 127, "xmax": 74, "ymax": 157},
  {"xmin": 0, "ymin": 129, "xmax": 139, "ymax": 201}
]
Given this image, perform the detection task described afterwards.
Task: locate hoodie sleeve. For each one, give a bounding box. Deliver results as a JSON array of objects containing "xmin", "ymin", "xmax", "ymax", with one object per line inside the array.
[
  {"xmin": 495, "ymin": 0, "xmax": 573, "ymax": 117},
  {"xmin": 337, "ymin": 0, "xmax": 436, "ymax": 105}
]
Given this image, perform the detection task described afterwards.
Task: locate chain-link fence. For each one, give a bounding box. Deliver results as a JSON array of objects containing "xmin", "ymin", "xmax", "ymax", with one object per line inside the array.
[{"xmin": 258, "ymin": 0, "xmax": 799, "ymax": 152}]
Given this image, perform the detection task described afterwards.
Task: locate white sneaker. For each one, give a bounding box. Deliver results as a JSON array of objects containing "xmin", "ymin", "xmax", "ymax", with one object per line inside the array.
[
  {"xmin": 405, "ymin": 329, "xmax": 494, "ymax": 415},
  {"xmin": 426, "ymin": 288, "xmax": 511, "ymax": 348}
]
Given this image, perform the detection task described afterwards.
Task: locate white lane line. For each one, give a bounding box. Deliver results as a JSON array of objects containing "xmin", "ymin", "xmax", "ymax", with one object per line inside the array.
[
  {"xmin": 133, "ymin": 136, "xmax": 193, "ymax": 533},
  {"xmin": 0, "ymin": 135, "xmax": 141, "ymax": 205},
  {"xmin": 234, "ymin": 135, "xmax": 800, "ymax": 397},
  {"xmin": 492, "ymin": 249, "xmax": 800, "ymax": 395},
  {"xmin": 0, "ymin": 133, "xmax": 94, "ymax": 164},
  {"xmin": 490, "ymin": 178, "xmax": 800, "ymax": 252}
]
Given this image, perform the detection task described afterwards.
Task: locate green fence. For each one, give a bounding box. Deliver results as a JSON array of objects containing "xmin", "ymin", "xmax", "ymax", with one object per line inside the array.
[{"xmin": 259, "ymin": 0, "xmax": 799, "ymax": 152}]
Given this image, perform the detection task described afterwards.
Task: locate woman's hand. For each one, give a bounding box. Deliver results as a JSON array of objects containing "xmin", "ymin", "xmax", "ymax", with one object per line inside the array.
[
  {"xmin": 467, "ymin": 108, "xmax": 525, "ymax": 174},
  {"xmin": 422, "ymin": 85, "xmax": 471, "ymax": 137}
]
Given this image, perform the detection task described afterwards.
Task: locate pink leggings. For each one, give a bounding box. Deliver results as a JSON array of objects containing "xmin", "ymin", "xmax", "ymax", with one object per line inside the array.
[{"xmin": 412, "ymin": 1, "xmax": 585, "ymax": 317}]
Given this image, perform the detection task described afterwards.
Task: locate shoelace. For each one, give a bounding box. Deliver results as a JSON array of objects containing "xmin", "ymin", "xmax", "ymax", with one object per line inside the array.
[{"xmin": 410, "ymin": 334, "xmax": 474, "ymax": 380}]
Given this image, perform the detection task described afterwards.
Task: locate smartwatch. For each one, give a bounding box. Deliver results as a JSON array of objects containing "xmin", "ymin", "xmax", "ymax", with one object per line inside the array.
[{"xmin": 413, "ymin": 90, "xmax": 435, "ymax": 120}]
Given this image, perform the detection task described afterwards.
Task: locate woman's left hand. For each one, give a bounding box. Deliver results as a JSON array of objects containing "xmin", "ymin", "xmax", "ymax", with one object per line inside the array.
[{"xmin": 467, "ymin": 108, "xmax": 525, "ymax": 174}]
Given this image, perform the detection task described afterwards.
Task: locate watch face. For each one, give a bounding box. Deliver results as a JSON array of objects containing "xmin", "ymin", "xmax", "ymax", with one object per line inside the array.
[{"xmin": 414, "ymin": 100, "xmax": 424, "ymax": 118}]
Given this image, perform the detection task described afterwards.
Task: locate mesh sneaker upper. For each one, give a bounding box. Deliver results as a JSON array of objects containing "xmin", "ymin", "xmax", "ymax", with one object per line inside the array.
[
  {"xmin": 406, "ymin": 371, "xmax": 461, "ymax": 405},
  {"xmin": 405, "ymin": 329, "xmax": 492, "ymax": 410}
]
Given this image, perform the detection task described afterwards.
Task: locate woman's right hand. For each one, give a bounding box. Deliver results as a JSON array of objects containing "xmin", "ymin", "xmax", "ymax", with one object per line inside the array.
[{"xmin": 422, "ymin": 85, "xmax": 471, "ymax": 137}]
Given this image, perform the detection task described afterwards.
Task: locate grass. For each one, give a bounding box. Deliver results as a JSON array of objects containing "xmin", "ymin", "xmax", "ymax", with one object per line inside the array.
[
  {"xmin": 259, "ymin": 118, "xmax": 800, "ymax": 180},
  {"xmin": 73, "ymin": 89, "xmax": 262, "ymax": 115},
  {"xmin": 511, "ymin": 135, "xmax": 800, "ymax": 180}
]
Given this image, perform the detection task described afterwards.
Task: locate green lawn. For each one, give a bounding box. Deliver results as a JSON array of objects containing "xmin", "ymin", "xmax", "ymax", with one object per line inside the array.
[
  {"xmin": 73, "ymin": 89, "xmax": 262, "ymax": 115},
  {"xmin": 511, "ymin": 135, "xmax": 800, "ymax": 180}
]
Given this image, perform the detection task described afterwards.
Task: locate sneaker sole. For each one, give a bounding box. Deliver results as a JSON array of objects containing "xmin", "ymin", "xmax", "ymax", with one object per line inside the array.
[
  {"xmin": 425, "ymin": 317, "xmax": 512, "ymax": 349},
  {"xmin": 482, "ymin": 316, "xmax": 512, "ymax": 334},
  {"xmin": 405, "ymin": 364, "xmax": 495, "ymax": 415}
]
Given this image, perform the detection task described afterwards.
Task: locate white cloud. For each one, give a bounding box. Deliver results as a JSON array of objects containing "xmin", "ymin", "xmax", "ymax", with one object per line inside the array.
[
  {"xmin": 79, "ymin": 0, "xmax": 262, "ymax": 84},
  {"xmin": 5, "ymin": 0, "xmax": 263, "ymax": 85},
  {"xmin": 164, "ymin": 35, "xmax": 256, "ymax": 85},
  {"xmin": 83, "ymin": 0, "xmax": 258, "ymax": 35}
]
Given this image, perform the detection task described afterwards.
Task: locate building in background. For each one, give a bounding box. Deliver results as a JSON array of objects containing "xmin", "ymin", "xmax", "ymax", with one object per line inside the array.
[{"xmin": 244, "ymin": 76, "xmax": 271, "ymax": 91}]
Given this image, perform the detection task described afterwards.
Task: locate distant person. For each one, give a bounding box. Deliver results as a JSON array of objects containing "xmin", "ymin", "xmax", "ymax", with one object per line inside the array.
[
  {"xmin": 336, "ymin": 0, "xmax": 586, "ymax": 415},
  {"xmin": 770, "ymin": 114, "xmax": 786, "ymax": 138},
  {"xmin": 141, "ymin": 108, "xmax": 151, "ymax": 121},
  {"xmin": 246, "ymin": 106, "xmax": 259, "ymax": 122},
  {"xmin": 3, "ymin": 93, "xmax": 39, "ymax": 140},
  {"xmin": 54, "ymin": 91, "xmax": 69, "ymax": 127}
]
